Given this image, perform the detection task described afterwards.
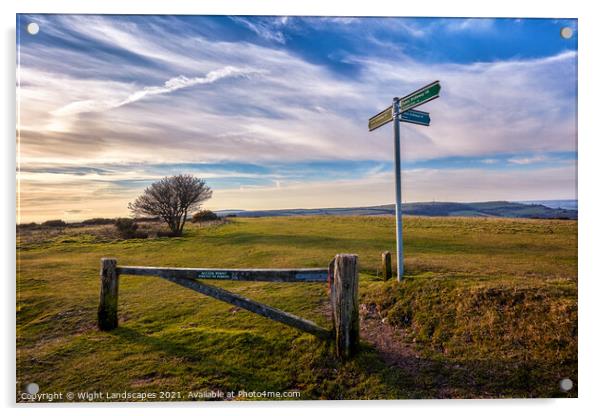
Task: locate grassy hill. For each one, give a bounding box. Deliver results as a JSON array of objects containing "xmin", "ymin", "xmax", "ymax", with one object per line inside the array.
[
  {"xmin": 16, "ymin": 216, "xmax": 577, "ymax": 400},
  {"xmin": 222, "ymin": 201, "xmax": 577, "ymax": 220}
]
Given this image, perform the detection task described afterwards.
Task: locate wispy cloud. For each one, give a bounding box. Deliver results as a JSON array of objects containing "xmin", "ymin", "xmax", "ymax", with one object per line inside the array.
[
  {"xmin": 229, "ymin": 16, "xmax": 288, "ymax": 43},
  {"xmin": 508, "ymin": 155, "xmax": 548, "ymax": 165},
  {"xmin": 51, "ymin": 66, "xmax": 264, "ymax": 116},
  {"xmin": 441, "ymin": 18, "xmax": 496, "ymax": 33}
]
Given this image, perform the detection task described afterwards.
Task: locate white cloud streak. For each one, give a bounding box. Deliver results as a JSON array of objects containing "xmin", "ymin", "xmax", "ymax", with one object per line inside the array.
[
  {"xmin": 508, "ymin": 155, "xmax": 548, "ymax": 165},
  {"xmin": 51, "ymin": 66, "xmax": 264, "ymax": 116}
]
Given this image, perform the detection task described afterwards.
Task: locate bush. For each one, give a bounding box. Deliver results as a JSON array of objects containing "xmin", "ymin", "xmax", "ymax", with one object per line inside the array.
[
  {"xmin": 41, "ymin": 219, "xmax": 66, "ymax": 227},
  {"xmin": 82, "ymin": 218, "xmax": 115, "ymax": 225},
  {"xmin": 114, "ymin": 218, "xmax": 138, "ymax": 239},
  {"xmin": 17, "ymin": 222, "xmax": 39, "ymax": 230},
  {"xmin": 191, "ymin": 209, "xmax": 219, "ymax": 223}
]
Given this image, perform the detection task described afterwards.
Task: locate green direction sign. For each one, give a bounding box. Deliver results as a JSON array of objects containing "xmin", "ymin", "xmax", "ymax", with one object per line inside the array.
[
  {"xmin": 368, "ymin": 106, "xmax": 393, "ymax": 131},
  {"xmin": 399, "ymin": 109, "xmax": 430, "ymax": 126},
  {"xmin": 398, "ymin": 80, "xmax": 440, "ymax": 113}
]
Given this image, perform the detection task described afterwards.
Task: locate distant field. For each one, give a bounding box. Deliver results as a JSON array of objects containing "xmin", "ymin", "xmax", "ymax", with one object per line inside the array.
[{"xmin": 16, "ymin": 216, "xmax": 577, "ymax": 400}]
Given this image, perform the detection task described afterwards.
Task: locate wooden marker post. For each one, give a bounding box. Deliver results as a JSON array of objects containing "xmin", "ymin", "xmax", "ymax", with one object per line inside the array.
[
  {"xmin": 331, "ymin": 254, "xmax": 359, "ymax": 359},
  {"xmin": 98, "ymin": 258, "xmax": 119, "ymax": 330},
  {"xmin": 382, "ymin": 251, "xmax": 392, "ymax": 280}
]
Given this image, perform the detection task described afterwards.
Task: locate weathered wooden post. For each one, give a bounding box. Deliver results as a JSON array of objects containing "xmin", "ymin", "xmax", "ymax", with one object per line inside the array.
[
  {"xmin": 98, "ymin": 258, "xmax": 119, "ymax": 330},
  {"xmin": 382, "ymin": 251, "xmax": 392, "ymax": 281},
  {"xmin": 331, "ymin": 254, "xmax": 359, "ymax": 360}
]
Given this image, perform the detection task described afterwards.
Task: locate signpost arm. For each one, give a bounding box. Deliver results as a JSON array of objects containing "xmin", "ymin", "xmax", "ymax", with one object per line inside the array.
[{"xmin": 393, "ymin": 98, "xmax": 404, "ymax": 281}]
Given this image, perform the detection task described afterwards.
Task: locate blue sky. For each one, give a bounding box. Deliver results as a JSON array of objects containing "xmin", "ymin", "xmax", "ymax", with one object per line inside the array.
[{"xmin": 16, "ymin": 15, "xmax": 577, "ymax": 221}]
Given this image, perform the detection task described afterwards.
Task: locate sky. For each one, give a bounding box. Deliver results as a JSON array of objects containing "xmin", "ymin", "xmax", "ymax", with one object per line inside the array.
[{"xmin": 16, "ymin": 15, "xmax": 578, "ymax": 223}]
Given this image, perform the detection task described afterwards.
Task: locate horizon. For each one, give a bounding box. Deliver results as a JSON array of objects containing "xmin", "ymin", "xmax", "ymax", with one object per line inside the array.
[
  {"xmin": 17, "ymin": 15, "xmax": 577, "ymax": 223},
  {"xmin": 17, "ymin": 198, "xmax": 578, "ymax": 224}
]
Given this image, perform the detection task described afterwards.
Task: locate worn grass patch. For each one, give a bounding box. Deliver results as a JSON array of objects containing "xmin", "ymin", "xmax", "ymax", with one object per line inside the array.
[{"xmin": 17, "ymin": 216, "xmax": 577, "ymax": 400}]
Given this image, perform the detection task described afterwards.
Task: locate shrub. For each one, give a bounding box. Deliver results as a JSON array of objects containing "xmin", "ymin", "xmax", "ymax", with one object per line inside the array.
[
  {"xmin": 114, "ymin": 218, "xmax": 138, "ymax": 239},
  {"xmin": 41, "ymin": 219, "xmax": 66, "ymax": 227},
  {"xmin": 191, "ymin": 209, "xmax": 219, "ymax": 223},
  {"xmin": 17, "ymin": 222, "xmax": 39, "ymax": 230},
  {"xmin": 82, "ymin": 218, "xmax": 115, "ymax": 225}
]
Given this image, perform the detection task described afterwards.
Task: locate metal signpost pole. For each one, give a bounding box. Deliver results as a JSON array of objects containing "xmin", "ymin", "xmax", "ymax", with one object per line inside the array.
[
  {"xmin": 368, "ymin": 81, "xmax": 439, "ymax": 282},
  {"xmin": 392, "ymin": 97, "xmax": 404, "ymax": 281}
]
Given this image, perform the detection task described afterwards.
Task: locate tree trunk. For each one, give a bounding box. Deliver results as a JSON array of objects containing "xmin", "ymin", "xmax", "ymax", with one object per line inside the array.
[{"xmin": 179, "ymin": 210, "xmax": 188, "ymax": 235}]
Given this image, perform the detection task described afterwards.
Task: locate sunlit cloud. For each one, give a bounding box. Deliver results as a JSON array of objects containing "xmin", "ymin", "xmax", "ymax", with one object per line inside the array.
[{"xmin": 51, "ymin": 66, "xmax": 265, "ymax": 116}]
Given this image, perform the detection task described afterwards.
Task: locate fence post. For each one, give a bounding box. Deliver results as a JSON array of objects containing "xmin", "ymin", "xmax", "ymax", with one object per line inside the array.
[
  {"xmin": 331, "ymin": 254, "xmax": 359, "ymax": 360},
  {"xmin": 98, "ymin": 258, "xmax": 119, "ymax": 330},
  {"xmin": 382, "ymin": 251, "xmax": 392, "ymax": 281}
]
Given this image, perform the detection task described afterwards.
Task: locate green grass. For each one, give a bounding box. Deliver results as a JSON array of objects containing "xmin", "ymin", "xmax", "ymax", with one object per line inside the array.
[{"xmin": 16, "ymin": 216, "xmax": 577, "ymax": 400}]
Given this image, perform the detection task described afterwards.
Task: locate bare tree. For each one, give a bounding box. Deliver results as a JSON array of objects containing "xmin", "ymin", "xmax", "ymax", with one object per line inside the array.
[{"xmin": 128, "ymin": 174, "xmax": 212, "ymax": 236}]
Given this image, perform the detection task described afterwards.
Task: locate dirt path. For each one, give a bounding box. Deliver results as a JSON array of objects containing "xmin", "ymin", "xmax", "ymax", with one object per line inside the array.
[
  {"xmin": 359, "ymin": 304, "xmax": 422, "ymax": 370},
  {"xmin": 358, "ymin": 303, "xmax": 477, "ymax": 399}
]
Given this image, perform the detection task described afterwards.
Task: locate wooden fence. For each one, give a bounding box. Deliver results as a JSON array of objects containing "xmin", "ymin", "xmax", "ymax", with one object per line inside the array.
[{"xmin": 98, "ymin": 254, "xmax": 359, "ymax": 359}]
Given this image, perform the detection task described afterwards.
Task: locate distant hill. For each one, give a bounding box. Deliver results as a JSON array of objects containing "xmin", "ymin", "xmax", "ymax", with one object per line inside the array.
[
  {"xmin": 517, "ymin": 199, "xmax": 578, "ymax": 211},
  {"xmin": 217, "ymin": 201, "xmax": 577, "ymax": 220}
]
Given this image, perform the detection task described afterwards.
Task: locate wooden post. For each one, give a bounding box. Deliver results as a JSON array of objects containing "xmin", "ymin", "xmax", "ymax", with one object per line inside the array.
[
  {"xmin": 98, "ymin": 258, "xmax": 119, "ymax": 330},
  {"xmin": 382, "ymin": 251, "xmax": 392, "ymax": 281},
  {"xmin": 331, "ymin": 254, "xmax": 359, "ymax": 360}
]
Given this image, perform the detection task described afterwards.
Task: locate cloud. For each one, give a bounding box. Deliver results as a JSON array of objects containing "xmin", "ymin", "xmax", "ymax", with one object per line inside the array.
[
  {"xmin": 441, "ymin": 18, "xmax": 495, "ymax": 33},
  {"xmin": 229, "ymin": 16, "xmax": 288, "ymax": 43},
  {"xmin": 205, "ymin": 165, "xmax": 576, "ymax": 212},
  {"xmin": 508, "ymin": 155, "xmax": 548, "ymax": 165},
  {"xmin": 19, "ymin": 46, "xmax": 576, "ymax": 166},
  {"xmin": 51, "ymin": 66, "xmax": 264, "ymax": 116},
  {"xmin": 354, "ymin": 50, "xmax": 577, "ymax": 160}
]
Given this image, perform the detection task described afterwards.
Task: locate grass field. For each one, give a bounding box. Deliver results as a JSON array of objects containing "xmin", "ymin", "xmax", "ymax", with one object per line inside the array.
[{"xmin": 16, "ymin": 216, "xmax": 577, "ymax": 400}]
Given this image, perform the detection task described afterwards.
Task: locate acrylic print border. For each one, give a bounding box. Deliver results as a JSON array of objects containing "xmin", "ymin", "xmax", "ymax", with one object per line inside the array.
[{"xmin": 12, "ymin": 7, "xmax": 576, "ymax": 406}]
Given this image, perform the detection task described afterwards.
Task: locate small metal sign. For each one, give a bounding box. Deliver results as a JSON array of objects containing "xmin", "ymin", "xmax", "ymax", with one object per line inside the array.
[
  {"xmin": 399, "ymin": 109, "xmax": 430, "ymax": 126},
  {"xmin": 197, "ymin": 270, "xmax": 232, "ymax": 279}
]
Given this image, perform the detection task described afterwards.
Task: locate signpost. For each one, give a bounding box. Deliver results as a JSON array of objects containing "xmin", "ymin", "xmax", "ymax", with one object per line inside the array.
[{"xmin": 368, "ymin": 81, "xmax": 440, "ymax": 281}]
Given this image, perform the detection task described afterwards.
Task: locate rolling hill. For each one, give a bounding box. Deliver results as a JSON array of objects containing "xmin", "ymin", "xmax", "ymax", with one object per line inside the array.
[{"xmin": 218, "ymin": 201, "xmax": 577, "ymax": 220}]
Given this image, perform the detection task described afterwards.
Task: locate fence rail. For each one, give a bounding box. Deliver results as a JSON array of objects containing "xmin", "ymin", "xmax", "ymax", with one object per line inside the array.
[
  {"xmin": 161, "ymin": 275, "xmax": 331, "ymax": 339},
  {"xmin": 98, "ymin": 254, "xmax": 359, "ymax": 359},
  {"xmin": 117, "ymin": 266, "xmax": 329, "ymax": 282}
]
